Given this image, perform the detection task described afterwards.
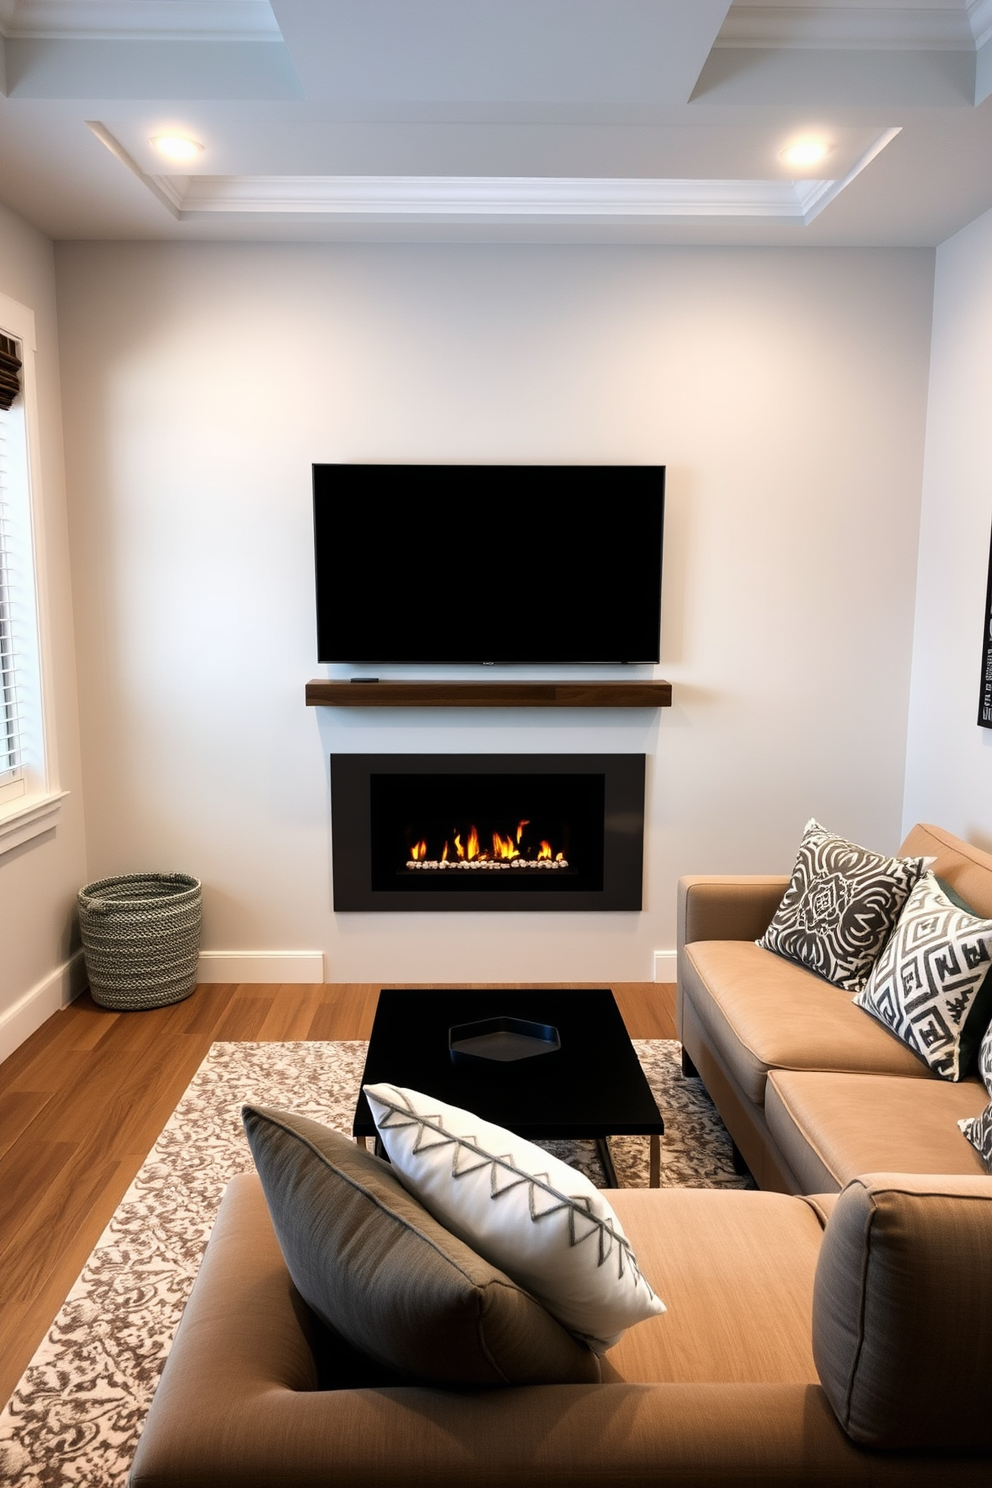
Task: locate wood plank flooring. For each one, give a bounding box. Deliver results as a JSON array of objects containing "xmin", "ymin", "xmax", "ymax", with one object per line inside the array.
[{"xmin": 0, "ymin": 980, "xmax": 676, "ymax": 1409}]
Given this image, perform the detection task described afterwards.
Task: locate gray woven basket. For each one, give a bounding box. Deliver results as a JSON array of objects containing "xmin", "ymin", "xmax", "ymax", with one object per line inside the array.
[{"xmin": 77, "ymin": 872, "xmax": 202, "ymax": 1011}]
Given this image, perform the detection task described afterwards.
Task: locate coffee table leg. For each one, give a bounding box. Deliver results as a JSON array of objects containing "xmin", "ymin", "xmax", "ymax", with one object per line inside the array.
[
  {"xmin": 649, "ymin": 1134, "xmax": 660, "ymax": 1188},
  {"xmin": 596, "ymin": 1136, "xmax": 620, "ymax": 1189}
]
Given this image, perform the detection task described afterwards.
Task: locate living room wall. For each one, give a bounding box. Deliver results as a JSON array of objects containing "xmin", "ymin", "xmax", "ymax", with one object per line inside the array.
[
  {"xmin": 903, "ymin": 204, "xmax": 992, "ymax": 851},
  {"xmin": 0, "ymin": 202, "xmax": 88, "ymax": 1059},
  {"xmin": 53, "ymin": 241, "xmax": 933, "ymax": 983}
]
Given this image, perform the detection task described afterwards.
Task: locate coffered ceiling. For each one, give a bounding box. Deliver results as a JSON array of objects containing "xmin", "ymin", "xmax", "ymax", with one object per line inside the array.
[{"xmin": 1, "ymin": 0, "xmax": 991, "ymax": 244}]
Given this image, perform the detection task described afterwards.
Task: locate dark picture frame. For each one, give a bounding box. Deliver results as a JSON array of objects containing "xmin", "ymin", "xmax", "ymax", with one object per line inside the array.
[{"xmin": 979, "ymin": 521, "xmax": 992, "ymax": 729}]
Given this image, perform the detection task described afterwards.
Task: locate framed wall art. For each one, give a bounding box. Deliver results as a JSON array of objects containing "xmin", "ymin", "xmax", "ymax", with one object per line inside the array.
[{"xmin": 980, "ymin": 521, "xmax": 992, "ymax": 729}]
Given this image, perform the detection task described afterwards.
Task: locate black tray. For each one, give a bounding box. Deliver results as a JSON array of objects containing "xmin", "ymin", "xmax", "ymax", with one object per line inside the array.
[{"xmin": 449, "ymin": 1015, "xmax": 561, "ymax": 1063}]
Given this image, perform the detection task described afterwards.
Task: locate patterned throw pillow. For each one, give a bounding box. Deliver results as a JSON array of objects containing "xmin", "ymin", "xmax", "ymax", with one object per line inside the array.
[
  {"xmin": 364, "ymin": 1083, "xmax": 665, "ymax": 1352},
  {"xmin": 758, "ymin": 819, "xmax": 931, "ymax": 992},
  {"xmin": 855, "ymin": 874, "xmax": 992, "ymax": 1081},
  {"xmin": 959, "ymin": 1019, "xmax": 992, "ymax": 1169}
]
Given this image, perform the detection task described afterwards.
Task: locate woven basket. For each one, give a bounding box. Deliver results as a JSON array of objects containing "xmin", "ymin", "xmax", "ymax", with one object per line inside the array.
[{"xmin": 78, "ymin": 872, "xmax": 202, "ymax": 1011}]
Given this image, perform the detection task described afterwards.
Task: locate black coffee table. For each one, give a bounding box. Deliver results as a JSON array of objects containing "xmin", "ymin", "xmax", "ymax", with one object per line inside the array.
[{"xmin": 353, "ymin": 988, "xmax": 664, "ymax": 1187}]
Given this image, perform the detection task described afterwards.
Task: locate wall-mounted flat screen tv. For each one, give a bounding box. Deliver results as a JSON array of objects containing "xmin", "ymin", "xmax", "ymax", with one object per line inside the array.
[{"xmin": 312, "ymin": 464, "xmax": 665, "ymax": 664}]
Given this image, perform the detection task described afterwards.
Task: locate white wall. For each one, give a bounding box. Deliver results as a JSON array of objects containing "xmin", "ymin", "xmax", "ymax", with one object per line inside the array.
[
  {"xmin": 0, "ymin": 202, "xmax": 88, "ymax": 1059},
  {"xmin": 54, "ymin": 242, "xmax": 933, "ymax": 982},
  {"xmin": 903, "ymin": 207, "xmax": 992, "ymax": 852}
]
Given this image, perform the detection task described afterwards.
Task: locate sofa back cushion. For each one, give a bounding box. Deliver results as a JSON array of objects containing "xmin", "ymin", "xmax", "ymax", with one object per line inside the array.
[
  {"xmin": 900, "ymin": 823, "xmax": 992, "ymax": 921},
  {"xmin": 812, "ymin": 1173, "xmax": 992, "ymax": 1451}
]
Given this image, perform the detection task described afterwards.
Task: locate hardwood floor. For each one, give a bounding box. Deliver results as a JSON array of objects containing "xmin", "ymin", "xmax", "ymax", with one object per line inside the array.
[{"xmin": 0, "ymin": 979, "xmax": 676, "ymax": 1408}]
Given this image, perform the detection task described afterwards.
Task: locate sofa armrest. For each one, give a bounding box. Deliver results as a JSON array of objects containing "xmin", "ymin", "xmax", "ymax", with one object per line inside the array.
[
  {"xmin": 813, "ymin": 1173, "xmax": 992, "ymax": 1454},
  {"xmin": 678, "ymin": 875, "xmax": 789, "ymax": 950}
]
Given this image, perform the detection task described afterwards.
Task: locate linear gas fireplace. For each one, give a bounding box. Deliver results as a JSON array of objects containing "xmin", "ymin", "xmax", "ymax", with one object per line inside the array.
[{"xmin": 331, "ymin": 754, "xmax": 645, "ymax": 912}]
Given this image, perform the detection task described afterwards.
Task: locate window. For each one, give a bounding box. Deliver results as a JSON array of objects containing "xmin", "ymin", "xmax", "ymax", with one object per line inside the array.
[{"xmin": 0, "ymin": 291, "xmax": 64, "ymax": 853}]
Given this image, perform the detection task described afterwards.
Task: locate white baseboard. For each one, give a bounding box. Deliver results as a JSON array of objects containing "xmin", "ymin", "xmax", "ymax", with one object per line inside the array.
[
  {"xmin": 0, "ymin": 949, "xmax": 87, "ymax": 1065},
  {"xmin": 653, "ymin": 950, "xmax": 677, "ymax": 983},
  {"xmin": 197, "ymin": 951, "xmax": 325, "ymax": 984}
]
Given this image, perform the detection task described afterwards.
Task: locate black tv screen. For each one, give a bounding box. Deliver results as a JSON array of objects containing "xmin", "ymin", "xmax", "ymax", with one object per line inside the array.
[{"xmin": 312, "ymin": 464, "xmax": 664, "ymax": 664}]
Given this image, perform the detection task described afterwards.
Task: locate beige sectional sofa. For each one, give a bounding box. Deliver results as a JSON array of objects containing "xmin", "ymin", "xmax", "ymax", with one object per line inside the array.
[
  {"xmin": 128, "ymin": 820, "xmax": 992, "ymax": 1486},
  {"xmin": 130, "ymin": 1167, "xmax": 992, "ymax": 1486},
  {"xmin": 677, "ymin": 822, "xmax": 992, "ymax": 1193}
]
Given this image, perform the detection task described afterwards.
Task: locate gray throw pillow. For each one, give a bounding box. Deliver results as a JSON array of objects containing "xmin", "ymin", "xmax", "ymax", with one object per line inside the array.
[
  {"xmin": 758, "ymin": 819, "xmax": 930, "ymax": 992},
  {"xmin": 241, "ymin": 1104, "xmax": 601, "ymax": 1387}
]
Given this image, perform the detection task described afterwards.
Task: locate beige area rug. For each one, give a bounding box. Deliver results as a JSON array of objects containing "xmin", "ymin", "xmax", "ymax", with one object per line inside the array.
[{"xmin": 0, "ymin": 1038, "xmax": 753, "ymax": 1488}]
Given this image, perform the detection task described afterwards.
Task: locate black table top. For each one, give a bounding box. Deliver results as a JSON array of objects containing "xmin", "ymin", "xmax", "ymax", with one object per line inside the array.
[{"xmin": 353, "ymin": 988, "xmax": 664, "ymax": 1141}]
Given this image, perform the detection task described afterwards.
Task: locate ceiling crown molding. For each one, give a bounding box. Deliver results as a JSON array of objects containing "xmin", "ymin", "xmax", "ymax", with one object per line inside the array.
[
  {"xmin": 1, "ymin": 1, "xmax": 279, "ymax": 41},
  {"xmin": 718, "ymin": 3, "xmax": 977, "ymax": 51},
  {"xmin": 178, "ymin": 173, "xmax": 832, "ymax": 220},
  {"xmin": 970, "ymin": 0, "xmax": 992, "ymax": 47},
  {"xmin": 89, "ymin": 121, "xmax": 901, "ymax": 229}
]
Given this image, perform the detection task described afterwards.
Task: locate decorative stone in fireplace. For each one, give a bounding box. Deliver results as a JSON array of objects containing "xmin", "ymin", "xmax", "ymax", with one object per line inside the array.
[{"xmin": 330, "ymin": 754, "xmax": 645, "ymax": 912}]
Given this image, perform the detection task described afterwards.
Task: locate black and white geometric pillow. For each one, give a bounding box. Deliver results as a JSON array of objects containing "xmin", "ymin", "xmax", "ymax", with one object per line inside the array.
[
  {"xmin": 855, "ymin": 873, "xmax": 992, "ymax": 1081},
  {"xmin": 958, "ymin": 1018, "xmax": 992, "ymax": 1169},
  {"xmin": 976, "ymin": 1014, "xmax": 992, "ymax": 1100},
  {"xmin": 959, "ymin": 1103, "xmax": 992, "ymax": 1171},
  {"xmin": 758, "ymin": 819, "xmax": 931, "ymax": 992}
]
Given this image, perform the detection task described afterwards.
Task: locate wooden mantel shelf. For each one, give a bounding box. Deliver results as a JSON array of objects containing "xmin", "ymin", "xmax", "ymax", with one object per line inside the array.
[{"xmin": 305, "ymin": 680, "xmax": 672, "ymax": 709}]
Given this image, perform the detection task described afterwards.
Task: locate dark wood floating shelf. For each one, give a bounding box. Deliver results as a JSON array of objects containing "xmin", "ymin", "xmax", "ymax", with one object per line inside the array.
[{"xmin": 306, "ymin": 680, "xmax": 672, "ymax": 709}]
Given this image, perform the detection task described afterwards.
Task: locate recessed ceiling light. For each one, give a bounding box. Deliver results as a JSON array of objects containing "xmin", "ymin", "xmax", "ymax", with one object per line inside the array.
[
  {"xmin": 150, "ymin": 134, "xmax": 204, "ymax": 164},
  {"xmin": 780, "ymin": 138, "xmax": 832, "ymax": 169}
]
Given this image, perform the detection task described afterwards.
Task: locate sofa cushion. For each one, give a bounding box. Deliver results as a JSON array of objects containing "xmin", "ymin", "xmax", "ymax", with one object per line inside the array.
[
  {"xmin": 683, "ymin": 940, "xmax": 934, "ymax": 1107},
  {"xmin": 603, "ymin": 1188, "xmax": 821, "ymax": 1385},
  {"xmin": 365, "ymin": 1083, "xmax": 664, "ymax": 1353},
  {"xmin": 241, "ymin": 1104, "xmax": 601, "ymax": 1386},
  {"xmin": 757, "ymin": 819, "xmax": 930, "ymax": 993},
  {"xmin": 765, "ymin": 1070, "xmax": 990, "ymax": 1192},
  {"xmin": 854, "ymin": 873, "xmax": 992, "ymax": 1081},
  {"xmin": 812, "ymin": 1173, "xmax": 992, "ymax": 1452}
]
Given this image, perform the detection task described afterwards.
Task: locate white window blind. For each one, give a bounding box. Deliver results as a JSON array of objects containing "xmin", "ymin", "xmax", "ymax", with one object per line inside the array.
[
  {"xmin": 0, "ymin": 337, "xmax": 26, "ymax": 786},
  {"xmin": 0, "ymin": 293, "xmax": 62, "ymax": 854}
]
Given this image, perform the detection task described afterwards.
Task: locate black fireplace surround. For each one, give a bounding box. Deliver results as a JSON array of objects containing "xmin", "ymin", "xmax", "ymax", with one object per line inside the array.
[{"xmin": 331, "ymin": 754, "xmax": 645, "ymax": 912}]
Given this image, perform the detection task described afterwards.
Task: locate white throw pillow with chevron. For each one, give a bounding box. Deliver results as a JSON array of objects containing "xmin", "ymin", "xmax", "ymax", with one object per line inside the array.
[
  {"xmin": 363, "ymin": 1082, "xmax": 665, "ymax": 1352},
  {"xmin": 855, "ymin": 873, "xmax": 992, "ymax": 1081}
]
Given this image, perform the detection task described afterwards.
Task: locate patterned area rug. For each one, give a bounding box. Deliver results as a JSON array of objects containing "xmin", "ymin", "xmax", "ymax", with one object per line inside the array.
[{"xmin": 0, "ymin": 1038, "xmax": 752, "ymax": 1487}]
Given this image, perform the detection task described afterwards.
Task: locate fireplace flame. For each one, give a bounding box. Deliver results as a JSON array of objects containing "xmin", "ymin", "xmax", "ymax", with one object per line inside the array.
[{"xmin": 405, "ymin": 817, "xmax": 569, "ymax": 873}]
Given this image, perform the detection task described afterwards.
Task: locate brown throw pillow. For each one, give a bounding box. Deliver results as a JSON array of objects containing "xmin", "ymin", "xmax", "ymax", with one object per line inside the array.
[{"xmin": 241, "ymin": 1104, "xmax": 600, "ymax": 1387}]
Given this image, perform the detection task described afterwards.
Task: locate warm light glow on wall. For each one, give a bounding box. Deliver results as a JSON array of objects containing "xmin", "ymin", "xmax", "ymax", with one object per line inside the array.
[
  {"xmin": 150, "ymin": 135, "xmax": 204, "ymax": 164},
  {"xmin": 780, "ymin": 138, "xmax": 832, "ymax": 169}
]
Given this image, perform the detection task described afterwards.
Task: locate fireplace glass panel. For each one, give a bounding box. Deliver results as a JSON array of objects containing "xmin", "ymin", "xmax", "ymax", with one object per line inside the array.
[{"xmin": 369, "ymin": 772, "xmax": 605, "ymax": 894}]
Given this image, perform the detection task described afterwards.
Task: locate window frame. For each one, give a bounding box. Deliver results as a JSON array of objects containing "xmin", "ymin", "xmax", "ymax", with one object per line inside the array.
[{"xmin": 0, "ymin": 290, "xmax": 66, "ymax": 856}]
